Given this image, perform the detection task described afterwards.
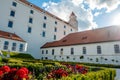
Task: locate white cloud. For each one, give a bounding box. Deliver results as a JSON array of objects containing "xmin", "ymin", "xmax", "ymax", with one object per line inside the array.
[
  {"xmin": 94, "ymin": 12, "xmax": 101, "ymax": 16},
  {"xmin": 42, "ymin": 0, "xmax": 120, "ymax": 30},
  {"xmin": 42, "ymin": 0, "xmax": 97, "ymax": 30},
  {"xmin": 85, "ymin": 0, "xmax": 120, "ymax": 12}
]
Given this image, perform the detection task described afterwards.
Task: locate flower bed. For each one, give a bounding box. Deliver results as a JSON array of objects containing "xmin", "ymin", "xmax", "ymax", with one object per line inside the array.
[
  {"xmin": 0, "ymin": 60, "xmax": 116, "ymax": 80},
  {"xmin": 0, "ymin": 66, "xmax": 32, "ymax": 80}
]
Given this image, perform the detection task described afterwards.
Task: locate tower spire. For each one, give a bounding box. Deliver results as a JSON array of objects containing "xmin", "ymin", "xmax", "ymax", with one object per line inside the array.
[{"xmin": 68, "ymin": 12, "xmax": 78, "ymax": 30}]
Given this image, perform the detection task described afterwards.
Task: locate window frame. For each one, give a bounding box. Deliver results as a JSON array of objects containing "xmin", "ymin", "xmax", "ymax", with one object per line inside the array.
[
  {"xmin": 12, "ymin": 43, "xmax": 17, "ymax": 51},
  {"xmin": 8, "ymin": 20, "xmax": 13, "ymax": 28},
  {"xmin": 71, "ymin": 48, "xmax": 74, "ymax": 55},
  {"xmin": 114, "ymin": 44, "xmax": 120, "ymax": 53},
  {"xmin": 42, "ymin": 31, "xmax": 46, "ymax": 37},
  {"xmin": 83, "ymin": 47, "xmax": 86, "ymax": 54},
  {"xmin": 10, "ymin": 10, "xmax": 15, "ymax": 17},
  {"xmin": 97, "ymin": 46, "xmax": 102, "ymax": 54},
  {"xmin": 52, "ymin": 49, "xmax": 54, "ymax": 55},
  {"xmin": 12, "ymin": 2, "xmax": 17, "ymax": 7},
  {"xmin": 19, "ymin": 44, "xmax": 24, "ymax": 52},
  {"xmin": 28, "ymin": 27, "xmax": 32, "ymax": 33},
  {"xmin": 29, "ymin": 17, "xmax": 33, "ymax": 24},
  {"xmin": 30, "ymin": 10, "xmax": 34, "ymax": 14},
  {"xmin": 3, "ymin": 41, "xmax": 9, "ymax": 50}
]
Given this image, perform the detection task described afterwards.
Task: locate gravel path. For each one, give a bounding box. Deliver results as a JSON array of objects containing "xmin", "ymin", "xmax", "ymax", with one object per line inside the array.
[{"xmin": 115, "ymin": 69, "xmax": 120, "ymax": 80}]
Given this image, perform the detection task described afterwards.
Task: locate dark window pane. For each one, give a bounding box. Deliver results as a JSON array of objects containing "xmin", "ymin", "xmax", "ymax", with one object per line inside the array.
[
  {"xmin": 42, "ymin": 31, "xmax": 45, "ymax": 37},
  {"xmin": 54, "ymin": 35, "xmax": 56, "ymax": 40},
  {"xmin": 43, "ymin": 23, "xmax": 46, "ymax": 28},
  {"xmin": 114, "ymin": 44, "xmax": 120, "ymax": 53},
  {"xmin": 29, "ymin": 18, "xmax": 33, "ymax": 23},
  {"xmin": 12, "ymin": 43, "xmax": 16, "ymax": 51},
  {"xmin": 54, "ymin": 27, "xmax": 57, "ymax": 32},
  {"xmin": 30, "ymin": 10, "xmax": 34, "ymax": 14},
  {"xmin": 4, "ymin": 41, "xmax": 9, "ymax": 50},
  {"xmin": 12, "ymin": 2, "xmax": 17, "ymax": 7},
  {"xmin": 97, "ymin": 46, "xmax": 101, "ymax": 54},
  {"xmin": 8, "ymin": 21, "xmax": 13, "ymax": 28},
  {"xmin": 28, "ymin": 27, "xmax": 32, "ymax": 33},
  {"xmin": 55, "ymin": 21, "xmax": 57, "ymax": 24},
  {"xmin": 83, "ymin": 47, "xmax": 86, "ymax": 54},
  {"xmin": 52, "ymin": 49, "xmax": 54, "ymax": 55},
  {"xmin": 19, "ymin": 44, "xmax": 24, "ymax": 52},
  {"xmin": 71, "ymin": 48, "xmax": 74, "ymax": 55},
  {"xmin": 44, "ymin": 16, "xmax": 47, "ymax": 20},
  {"xmin": 10, "ymin": 10, "xmax": 15, "ymax": 17}
]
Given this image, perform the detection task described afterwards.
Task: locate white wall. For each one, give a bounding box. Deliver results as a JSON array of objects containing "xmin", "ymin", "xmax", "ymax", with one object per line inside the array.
[
  {"xmin": 41, "ymin": 41, "xmax": 120, "ymax": 65},
  {"xmin": 0, "ymin": 0, "xmax": 77, "ymax": 58},
  {"xmin": 0, "ymin": 38, "xmax": 27, "ymax": 53}
]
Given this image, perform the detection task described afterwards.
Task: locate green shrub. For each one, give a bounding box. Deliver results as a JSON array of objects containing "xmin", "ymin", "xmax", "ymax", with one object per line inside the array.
[
  {"xmin": 2, "ymin": 58, "xmax": 9, "ymax": 63},
  {"xmin": 61, "ymin": 68, "xmax": 116, "ymax": 80},
  {"xmin": 1, "ymin": 51, "xmax": 34, "ymax": 59},
  {"xmin": 0, "ymin": 56, "xmax": 2, "ymax": 62},
  {"xmin": 8, "ymin": 58, "xmax": 23, "ymax": 63}
]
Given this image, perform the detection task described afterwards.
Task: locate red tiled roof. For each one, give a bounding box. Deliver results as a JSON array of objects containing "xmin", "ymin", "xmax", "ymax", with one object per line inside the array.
[
  {"xmin": 19, "ymin": 0, "xmax": 77, "ymax": 30},
  {"xmin": 41, "ymin": 25, "xmax": 120, "ymax": 48},
  {"xmin": 0, "ymin": 30, "xmax": 25, "ymax": 42}
]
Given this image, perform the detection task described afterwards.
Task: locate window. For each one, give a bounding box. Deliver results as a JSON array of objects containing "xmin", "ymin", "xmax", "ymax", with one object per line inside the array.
[
  {"xmin": 29, "ymin": 17, "xmax": 33, "ymax": 23},
  {"xmin": 19, "ymin": 44, "xmax": 24, "ymax": 52},
  {"xmin": 83, "ymin": 47, "xmax": 86, "ymax": 54},
  {"xmin": 54, "ymin": 27, "xmax": 57, "ymax": 32},
  {"xmin": 42, "ymin": 31, "xmax": 46, "ymax": 37},
  {"xmin": 3, "ymin": 41, "xmax": 9, "ymax": 50},
  {"xmin": 12, "ymin": 2, "xmax": 17, "ymax": 7},
  {"xmin": 55, "ymin": 21, "xmax": 57, "ymax": 24},
  {"xmin": 45, "ymin": 57, "xmax": 48, "ymax": 60},
  {"xmin": 42, "ymin": 50, "xmax": 44, "ymax": 54},
  {"xmin": 64, "ymin": 25, "xmax": 66, "ymax": 28},
  {"xmin": 71, "ymin": 48, "xmax": 74, "ymax": 55},
  {"xmin": 97, "ymin": 46, "xmax": 101, "ymax": 54},
  {"xmin": 66, "ymin": 56, "xmax": 69, "ymax": 59},
  {"xmin": 30, "ymin": 10, "xmax": 34, "ymax": 14},
  {"xmin": 8, "ymin": 21, "xmax": 13, "ymax": 28},
  {"xmin": 54, "ymin": 35, "xmax": 56, "ymax": 40},
  {"xmin": 12, "ymin": 43, "xmax": 16, "ymax": 51},
  {"xmin": 52, "ymin": 49, "xmax": 54, "ymax": 55},
  {"xmin": 10, "ymin": 10, "xmax": 15, "ymax": 17},
  {"xmin": 114, "ymin": 44, "xmax": 120, "ymax": 53},
  {"xmin": 60, "ymin": 48, "xmax": 63, "ymax": 55},
  {"xmin": 28, "ymin": 27, "xmax": 32, "ymax": 33},
  {"xmin": 44, "ymin": 16, "xmax": 47, "ymax": 20},
  {"xmin": 46, "ymin": 50, "xmax": 48, "ymax": 54},
  {"xmin": 64, "ymin": 31, "xmax": 66, "ymax": 35},
  {"xmin": 43, "ymin": 23, "xmax": 46, "ymax": 28}
]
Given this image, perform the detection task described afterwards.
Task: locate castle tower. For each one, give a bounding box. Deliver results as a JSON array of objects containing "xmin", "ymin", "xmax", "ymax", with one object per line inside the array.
[{"xmin": 68, "ymin": 12, "xmax": 78, "ymax": 30}]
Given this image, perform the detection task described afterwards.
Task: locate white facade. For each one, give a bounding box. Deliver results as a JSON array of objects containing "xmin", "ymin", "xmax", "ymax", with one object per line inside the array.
[
  {"xmin": 0, "ymin": 0, "xmax": 77, "ymax": 58},
  {"xmin": 0, "ymin": 37, "xmax": 27, "ymax": 53},
  {"xmin": 41, "ymin": 41, "xmax": 120, "ymax": 65}
]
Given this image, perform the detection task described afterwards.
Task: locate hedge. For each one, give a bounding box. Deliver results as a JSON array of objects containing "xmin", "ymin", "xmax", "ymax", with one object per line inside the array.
[
  {"xmin": 1, "ymin": 51, "xmax": 34, "ymax": 59},
  {"xmin": 61, "ymin": 68, "xmax": 116, "ymax": 80}
]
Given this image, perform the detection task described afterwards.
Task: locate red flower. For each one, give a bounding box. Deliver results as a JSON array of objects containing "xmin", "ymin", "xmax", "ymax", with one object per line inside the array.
[
  {"xmin": 1, "ymin": 65, "xmax": 10, "ymax": 73},
  {"xmin": 0, "ymin": 71, "xmax": 3, "ymax": 76},
  {"xmin": 16, "ymin": 68, "xmax": 28, "ymax": 79},
  {"xmin": 21, "ymin": 67, "xmax": 29, "ymax": 74}
]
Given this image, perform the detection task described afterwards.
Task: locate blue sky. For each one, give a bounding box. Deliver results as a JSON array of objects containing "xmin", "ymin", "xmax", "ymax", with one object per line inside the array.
[{"xmin": 28, "ymin": 0, "xmax": 120, "ymax": 30}]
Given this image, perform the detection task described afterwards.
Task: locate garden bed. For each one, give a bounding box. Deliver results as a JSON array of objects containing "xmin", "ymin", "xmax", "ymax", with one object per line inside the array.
[{"xmin": 0, "ymin": 60, "xmax": 116, "ymax": 80}]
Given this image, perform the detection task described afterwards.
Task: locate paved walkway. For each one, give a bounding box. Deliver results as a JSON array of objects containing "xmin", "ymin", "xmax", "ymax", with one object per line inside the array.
[{"xmin": 115, "ymin": 69, "xmax": 120, "ymax": 80}]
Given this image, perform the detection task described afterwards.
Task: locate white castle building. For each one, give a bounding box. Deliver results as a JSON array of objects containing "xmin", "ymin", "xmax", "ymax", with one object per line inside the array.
[
  {"xmin": 0, "ymin": 0, "xmax": 120, "ymax": 65},
  {"xmin": 0, "ymin": 0, "xmax": 77, "ymax": 58}
]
